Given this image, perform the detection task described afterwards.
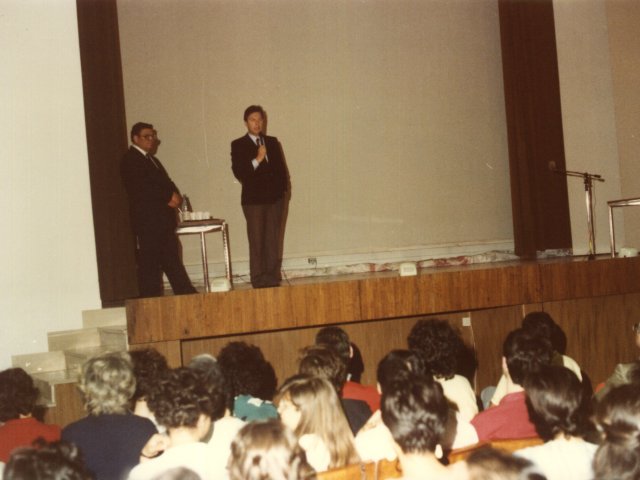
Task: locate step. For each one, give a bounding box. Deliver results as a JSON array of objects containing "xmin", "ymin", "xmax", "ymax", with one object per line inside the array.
[
  {"xmin": 31, "ymin": 370, "xmax": 79, "ymax": 407},
  {"xmin": 63, "ymin": 345, "xmax": 125, "ymax": 374},
  {"xmin": 82, "ymin": 307, "xmax": 126, "ymax": 328},
  {"xmin": 12, "ymin": 351, "xmax": 67, "ymax": 375},
  {"xmin": 48, "ymin": 325, "xmax": 127, "ymax": 352}
]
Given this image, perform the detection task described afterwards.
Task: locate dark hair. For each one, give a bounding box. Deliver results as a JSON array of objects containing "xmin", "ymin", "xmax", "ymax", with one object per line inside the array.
[
  {"xmin": 465, "ymin": 446, "xmax": 546, "ymax": 480},
  {"xmin": 130, "ymin": 122, "xmax": 153, "ymax": 141},
  {"xmin": 503, "ymin": 328, "xmax": 553, "ymax": 385},
  {"xmin": 381, "ymin": 374, "xmax": 448, "ymax": 454},
  {"xmin": 0, "ymin": 367, "xmax": 40, "ymax": 422},
  {"xmin": 593, "ymin": 383, "xmax": 640, "ymax": 480},
  {"xmin": 315, "ymin": 327, "xmax": 351, "ymax": 366},
  {"xmin": 129, "ymin": 348, "xmax": 169, "ymax": 403},
  {"xmin": 376, "ymin": 350, "xmax": 426, "ymax": 393},
  {"xmin": 147, "ymin": 367, "xmax": 224, "ymax": 429},
  {"xmin": 4, "ymin": 440, "xmax": 92, "ymax": 480},
  {"xmin": 347, "ymin": 343, "xmax": 364, "ymax": 383},
  {"xmin": 407, "ymin": 318, "xmax": 463, "ymax": 379},
  {"xmin": 298, "ymin": 345, "xmax": 346, "ymax": 394},
  {"xmin": 523, "ymin": 365, "xmax": 590, "ymax": 441},
  {"xmin": 217, "ymin": 342, "xmax": 278, "ymax": 401},
  {"xmin": 521, "ymin": 311, "xmax": 566, "ymax": 354},
  {"xmin": 188, "ymin": 353, "xmax": 234, "ymax": 413},
  {"xmin": 243, "ymin": 105, "xmax": 265, "ymax": 122}
]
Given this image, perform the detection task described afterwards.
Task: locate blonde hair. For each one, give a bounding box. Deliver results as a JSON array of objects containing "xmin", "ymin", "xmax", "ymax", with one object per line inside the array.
[
  {"xmin": 276, "ymin": 375, "xmax": 359, "ymax": 469},
  {"xmin": 230, "ymin": 419, "xmax": 316, "ymax": 480},
  {"xmin": 79, "ymin": 351, "xmax": 135, "ymax": 415}
]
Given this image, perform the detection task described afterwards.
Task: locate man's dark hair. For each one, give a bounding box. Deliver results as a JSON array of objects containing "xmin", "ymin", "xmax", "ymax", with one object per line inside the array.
[
  {"xmin": 521, "ymin": 311, "xmax": 566, "ymax": 354},
  {"xmin": 376, "ymin": 349, "xmax": 427, "ymax": 393},
  {"xmin": 130, "ymin": 122, "xmax": 153, "ymax": 141},
  {"xmin": 217, "ymin": 342, "xmax": 278, "ymax": 401},
  {"xmin": 4, "ymin": 440, "xmax": 92, "ymax": 480},
  {"xmin": 243, "ymin": 105, "xmax": 265, "ymax": 122},
  {"xmin": 0, "ymin": 367, "xmax": 40, "ymax": 422},
  {"xmin": 381, "ymin": 374, "xmax": 448, "ymax": 454},
  {"xmin": 524, "ymin": 365, "xmax": 591, "ymax": 441},
  {"xmin": 407, "ymin": 318, "xmax": 463, "ymax": 379},
  {"xmin": 188, "ymin": 353, "xmax": 234, "ymax": 413},
  {"xmin": 298, "ymin": 344, "xmax": 347, "ymax": 394},
  {"xmin": 315, "ymin": 326, "xmax": 351, "ymax": 366},
  {"xmin": 503, "ymin": 328, "xmax": 553, "ymax": 385},
  {"xmin": 129, "ymin": 348, "xmax": 169, "ymax": 404},
  {"xmin": 465, "ymin": 446, "xmax": 546, "ymax": 480}
]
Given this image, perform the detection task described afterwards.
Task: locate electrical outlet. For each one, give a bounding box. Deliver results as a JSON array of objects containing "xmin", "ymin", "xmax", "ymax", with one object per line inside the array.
[
  {"xmin": 308, "ymin": 257, "xmax": 317, "ymax": 267},
  {"xmin": 462, "ymin": 317, "xmax": 471, "ymax": 327}
]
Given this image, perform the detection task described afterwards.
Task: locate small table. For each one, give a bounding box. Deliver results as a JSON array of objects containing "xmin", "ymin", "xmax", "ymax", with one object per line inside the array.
[
  {"xmin": 176, "ymin": 219, "xmax": 232, "ymax": 292},
  {"xmin": 608, "ymin": 197, "xmax": 640, "ymax": 257}
]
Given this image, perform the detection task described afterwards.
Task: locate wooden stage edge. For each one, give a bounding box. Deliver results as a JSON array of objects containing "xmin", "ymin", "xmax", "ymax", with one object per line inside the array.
[{"xmin": 126, "ymin": 255, "xmax": 640, "ymax": 391}]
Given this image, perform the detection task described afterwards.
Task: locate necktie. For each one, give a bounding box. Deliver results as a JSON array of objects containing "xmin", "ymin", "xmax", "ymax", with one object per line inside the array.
[{"xmin": 147, "ymin": 154, "xmax": 159, "ymax": 169}]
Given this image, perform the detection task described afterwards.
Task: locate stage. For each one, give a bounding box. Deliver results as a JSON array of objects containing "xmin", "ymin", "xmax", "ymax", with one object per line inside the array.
[{"xmin": 126, "ymin": 254, "xmax": 640, "ymax": 392}]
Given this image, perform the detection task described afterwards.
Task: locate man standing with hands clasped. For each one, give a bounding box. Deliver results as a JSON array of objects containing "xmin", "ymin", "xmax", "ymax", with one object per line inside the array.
[
  {"xmin": 231, "ymin": 105, "xmax": 288, "ymax": 288},
  {"xmin": 121, "ymin": 122, "xmax": 196, "ymax": 297}
]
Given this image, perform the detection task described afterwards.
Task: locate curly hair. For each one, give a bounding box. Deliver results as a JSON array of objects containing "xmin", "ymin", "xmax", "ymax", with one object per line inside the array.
[
  {"xmin": 503, "ymin": 328, "xmax": 553, "ymax": 385},
  {"xmin": 79, "ymin": 352, "xmax": 135, "ymax": 415},
  {"xmin": 4, "ymin": 439, "xmax": 92, "ymax": 480},
  {"xmin": 376, "ymin": 350, "xmax": 427, "ymax": 393},
  {"xmin": 229, "ymin": 419, "xmax": 317, "ymax": 480},
  {"xmin": 314, "ymin": 327, "xmax": 351, "ymax": 366},
  {"xmin": 407, "ymin": 318, "xmax": 463, "ymax": 379},
  {"xmin": 381, "ymin": 373, "xmax": 449, "ymax": 454},
  {"xmin": 298, "ymin": 345, "xmax": 347, "ymax": 394},
  {"xmin": 594, "ymin": 383, "xmax": 640, "ymax": 480},
  {"xmin": 0, "ymin": 367, "xmax": 40, "ymax": 422},
  {"xmin": 217, "ymin": 342, "xmax": 277, "ymax": 401},
  {"xmin": 188, "ymin": 353, "xmax": 233, "ymax": 413},
  {"xmin": 147, "ymin": 367, "xmax": 225, "ymax": 430},
  {"xmin": 523, "ymin": 365, "xmax": 591, "ymax": 441},
  {"xmin": 129, "ymin": 348, "xmax": 169, "ymax": 403}
]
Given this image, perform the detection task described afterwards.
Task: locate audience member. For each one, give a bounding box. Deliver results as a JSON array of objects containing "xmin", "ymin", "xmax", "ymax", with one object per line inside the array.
[
  {"xmin": 276, "ymin": 374, "xmax": 359, "ymax": 472},
  {"xmin": 129, "ymin": 348, "xmax": 170, "ymax": 431},
  {"xmin": 515, "ymin": 365, "xmax": 596, "ymax": 480},
  {"xmin": 298, "ymin": 345, "xmax": 371, "ymax": 434},
  {"xmin": 595, "ymin": 322, "xmax": 640, "ymax": 401},
  {"xmin": 490, "ymin": 312, "xmax": 582, "ymax": 407},
  {"xmin": 3, "ymin": 439, "xmax": 92, "ymax": 480},
  {"xmin": 128, "ymin": 367, "xmax": 225, "ymax": 480},
  {"xmin": 217, "ymin": 342, "xmax": 278, "ymax": 421},
  {"xmin": 315, "ymin": 326, "xmax": 380, "ymax": 412},
  {"xmin": 380, "ymin": 373, "xmax": 452, "ymax": 480},
  {"xmin": 187, "ymin": 353, "xmax": 246, "ymax": 475},
  {"xmin": 471, "ymin": 328, "xmax": 553, "ymax": 441},
  {"xmin": 0, "ymin": 368, "xmax": 61, "ymax": 463},
  {"xmin": 454, "ymin": 447, "xmax": 546, "ymax": 480},
  {"xmin": 593, "ymin": 383, "xmax": 640, "ymax": 480},
  {"xmin": 62, "ymin": 352, "xmax": 160, "ymax": 480},
  {"xmin": 407, "ymin": 319, "xmax": 478, "ymax": 422},
  {"xmin": 229, "ymin": 419, "xmax": 316, "ymax": 480}
]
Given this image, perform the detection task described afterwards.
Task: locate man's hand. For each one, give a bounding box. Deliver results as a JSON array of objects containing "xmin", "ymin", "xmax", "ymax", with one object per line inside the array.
[
  {"xmin": 140, "ymin": 433, "xmax": 169, "ymax": 461},
  {"xmin": 168, "ymin": 192, "xmax": 182, "ymax": 208},
  {"xmin": 256, "ymin": 144, "xmax": 267, "ymax": 163}
]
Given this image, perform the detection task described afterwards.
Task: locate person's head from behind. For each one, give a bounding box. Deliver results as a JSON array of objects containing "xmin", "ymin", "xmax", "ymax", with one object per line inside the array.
[
  {"xmin": 314, "ymin": 326, "xmax": 351, "ymax": 367},
  {"xmin": 129, "ymin": 348, "xmax": 169, "ymax": 405},
  {"xmin": 593, "ymin": 383, "xmax": 640, "ymax": 480},
  {"xmin": 298, "ymin": 345, "xmax": 347, "ymax": 394},
  {"xmin": 0, "ymin": 367, "xmax": 40, "ymax": 422},
  {"xmin": 275, "ymin": 374, "xmax": 358, "ymax": 468},
  {"xmin": 188, "ymin": 353, "xmax": 234, "ymax": 414},
  {"xmin": 376, "ymin": 349, "xmax": 427, "ymax": 394},
  {"xmin": 229, "ymin": 419, "xmax": 316, "ymax": 480},
  {"xmin": 4, "ymin": 440, "xmax": 92, "ymax": 480},
  {"xmin": 503, "ymin": 328, "xmax": 553, "ymax": 386},
  {"xmin": 464, "ymin": 447, "xmax": 546, "ymax": 480},
  {"xmin": 407, "ymin": 318, "xmax": 463, "ymax": 379},
  {"xmin": 147, "ymin": 367, "xmax": 226, "ymax": 439},
  {"xmin": 217, "ymin": 341, "xmax": 277, "ymax": 401},
  {"xmin": 79, "ymin": 351, "xmax": 135, "ymax": 415},
  {"xmin": 381, "ymin": 373, "xmax": 449, "ymax": 456},
  {"xmin": 523, "ymin": 365, "xmax": 590, "ymax": 441},
  {"xmin": 521, "ymin": 311, "xmax": 565, "ymax": 354}
]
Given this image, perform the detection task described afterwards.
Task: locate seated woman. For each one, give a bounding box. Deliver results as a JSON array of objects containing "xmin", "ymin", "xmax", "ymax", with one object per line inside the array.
[
  {"xmin": 593, "ymin": 383, "xmax": 640, "ymax": 480},
  {"xmin": 595, "ymin": 322, "xmax": 640, "ymax": 401},
  {"xmin": 128, "ymin": 367, "xmax": 226, "ymax": 480},
  {"xmin": 3, "ymin": 439, "xmax": 92, "ymax": 480},
  {"xmin": 276, "ymin": 374, "xmax": 359, "ymax": 472},
  {"xmin": 0, "ymin": 367, "xmax": 61, "ymax": 463},
  {"xmin": 62, "ymin": 352, "xmax": 160, "ymax": 480},
  {"xmin": 229, "ymin": 419, "xmax": 316, "ymax": 480},
  {"xmin": 515, "ymin": 365, "xmax": 597, "ymax": 480},
  {"xmin": 129, "ymin": 348, "xmax": 170, "ymax": 431}
]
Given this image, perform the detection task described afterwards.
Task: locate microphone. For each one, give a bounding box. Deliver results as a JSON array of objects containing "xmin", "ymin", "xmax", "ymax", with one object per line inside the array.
[
  {"xmin": 257, "ymin": 135, "xmax": 264, "ymax": 146},
  {"xmin": 548, "ymin": 161, "xmax": 557, "ymax": 172}
]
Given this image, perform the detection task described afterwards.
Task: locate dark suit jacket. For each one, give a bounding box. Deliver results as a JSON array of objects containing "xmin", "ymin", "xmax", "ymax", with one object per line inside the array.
[
  {"xmin": 120, "ymin": 146, "xmax": 178, "ymax": 234},
  {"xmin": 231, "ymin": 134, "xmax": 287, "ymax": 205}
]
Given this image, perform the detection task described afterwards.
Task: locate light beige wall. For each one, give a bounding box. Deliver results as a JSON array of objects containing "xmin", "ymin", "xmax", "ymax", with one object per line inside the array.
[
  {"xmin": 118, "ymin": 0, "xmax": 513, "ymax": 274},
  {"xmin": 605, "ymin": 0, "xmax": 640, "ymax": 250},
  {"xmin": 0, "ymin": 0, "xmax": 101, "ymax": 369}
]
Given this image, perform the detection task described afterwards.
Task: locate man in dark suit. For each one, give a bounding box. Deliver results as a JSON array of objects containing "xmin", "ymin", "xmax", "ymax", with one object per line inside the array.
[
  {"xmin": 231, "ymin": 105, "xmax": 288, "ymax": 288},
  {"xmin": 120, "ymin": 122, "xmax": 196, "ymax": 297}
]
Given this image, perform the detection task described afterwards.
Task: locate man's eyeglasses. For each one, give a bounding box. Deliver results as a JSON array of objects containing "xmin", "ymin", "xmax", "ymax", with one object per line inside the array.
[{"xmin": 141, "ymin": 134, "xmax": 157, "ymax": 140}]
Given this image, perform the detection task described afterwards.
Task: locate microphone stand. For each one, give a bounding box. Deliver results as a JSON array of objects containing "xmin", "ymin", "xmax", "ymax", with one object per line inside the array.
[{"xmin": 552, "ymin": 165, "xmax": 605, "ymax": 259}]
